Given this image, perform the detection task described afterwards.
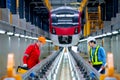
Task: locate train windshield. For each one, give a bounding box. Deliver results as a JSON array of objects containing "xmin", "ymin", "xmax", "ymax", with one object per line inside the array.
[{"xmin": 51, "ymin": 14, "xmax": 79, "ymax": 27}]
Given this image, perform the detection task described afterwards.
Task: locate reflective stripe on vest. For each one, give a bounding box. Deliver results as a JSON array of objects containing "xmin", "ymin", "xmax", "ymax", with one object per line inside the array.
[{"xmin": 90, "ymin": 45, "xmax": 103, "ymax": 65}]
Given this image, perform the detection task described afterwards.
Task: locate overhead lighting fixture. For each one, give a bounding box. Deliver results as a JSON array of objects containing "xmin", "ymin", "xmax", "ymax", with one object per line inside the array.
[
  {"xmin": 94, "ymin": 34, "xmax": 107, "ymax": 38},
  {"xmin": 106, "ymin": 32, "xmax": 112, "ymax": 36},
  {"xmin": 102, "ymin": 33, "xmax": 107, "ymax": 37},
  {"xmin": 25, "ymin": 36, "xmax": 29, "ymax": 38},
  {"xmin": 7, "ymin": 32, "xmax": 13, "ymax": 35},
  {"xmin": 14, "ymin": 33, "xmax": 20, "ymax": 37},
  {"xmin": 46, "ymin": 39, "xmax": 53, "ymax": 43},
  {"xmin": 95, "ymin": 35, "xmax": 103, "ymax": 38},
  {"xmin": 112, "ymin": 31, "xmax": 118, "ymax": 34},
  {"xmin": 20, "ymin": 35, "xmax": 25, "ymax": 38},
  {"xmin": 0, "ymin": 30, "xmax": 5, "ymax": 34},
  {"xmin": 31, "ymin": 37, "xmax": 37, "ymax": 40},
  {"xmin": 28, "ymin": 36, "xmax": 32, "ymax": 39},
  {"xmin": 79, "ymin": 38, "xmax": 87, "ymax": 42}
]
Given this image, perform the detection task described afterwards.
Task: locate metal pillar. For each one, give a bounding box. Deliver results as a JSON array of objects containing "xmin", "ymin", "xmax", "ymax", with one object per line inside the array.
[
  {"xmin": 37, "ymin": 16, "xmax": 41, "ymax": 28},
  {"xmin": 25, "ymin": 0, "xmax": 30, "ymax": 22},
  {"xmin": 118, "ymin": 0, "xmax": 120, "ymax": 13},
  {"xmin": 113, "ymin": 0, "xmax": 118, "ymax": 17},
  {"xmin": 111, "ymin": 35, "xmax": 117, "ymax": 69},
  {"xmin": 33, "ymin": 13, "xmax": 37, "ymax": 25},
  {"xmin": 103, "ymin": 37, "xmax": 111, "ymax": 53},
  {"xmin": 19, "ymin": 0, "xmax": 24, "ymax": 18},
  {"xmin": 43, "ymin": 19, "xmax": 49, "ymax": 32},
  {"xmin": 35, "ymin": 16, "xmax": 39, "ymax": 26},
  {"xmin": 42, "ymin": 19, "xmax": 49, "ymax": 32},
  {"xmin": 36, "ymin": 16, "xmax": 39, "ymax": 27},
  {"xmin": 6, "ymin": 0, "xmax": 10, "ymax": 9},
  {"xmin": 96, "ymin": 38, "xmax": 103, "ymax": 46},
  {"xmin": 10, "ymin": 0, "xmax": 16, "ymax": 14},
  {"xmin": 30, "ymin": 6, "xmax": 33, "ymax": 24},
  {"xmin": 0, "ymin": 0, "xmax": 6, "ymax": 8},
  {"xmin": 117, "ymin": 34, "xmax": 120, "ymax": 72}
]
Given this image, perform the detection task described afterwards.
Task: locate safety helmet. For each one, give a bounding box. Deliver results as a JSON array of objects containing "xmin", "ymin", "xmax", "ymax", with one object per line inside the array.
[
  {"xmin": 87, "ymin": 36, "xmax": 96, "ymax": 43},
  {"xmin": 38, "ymin": 36, "xmax": 46, "ymax": 44}
]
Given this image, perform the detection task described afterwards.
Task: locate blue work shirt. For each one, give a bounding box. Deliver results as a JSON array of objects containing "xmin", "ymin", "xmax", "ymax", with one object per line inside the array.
[{"xmin": 90, "ymin": 46, "xmax": 106, "ymax": 66}]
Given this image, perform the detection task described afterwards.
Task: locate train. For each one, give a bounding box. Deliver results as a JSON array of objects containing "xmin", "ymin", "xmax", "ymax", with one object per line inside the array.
[{"xmin": 49, "ymin": 6, "xmax": 81, "ymax": 47}]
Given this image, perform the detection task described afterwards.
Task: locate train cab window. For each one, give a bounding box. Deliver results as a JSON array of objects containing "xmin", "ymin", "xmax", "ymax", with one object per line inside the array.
[
  {"xmin": 52, "ymin": 17, "xmax": 58, "ymax": 26},
  {"xmin": 72, "ymin": 17, "xmax": 79, "ymax": 23},
  {"xmin": 52, "ymin": 17, "xmax": 58, "ymax": 23},
  {"xmin": 72, "ymin": 17, "xmax": 79, "ymax": 26},
  {"xmin": 51, "ymin": 14, "xmax": 79, "ymax": 27}
]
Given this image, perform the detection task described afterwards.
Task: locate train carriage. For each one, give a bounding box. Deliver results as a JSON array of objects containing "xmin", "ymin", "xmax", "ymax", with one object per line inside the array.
[{"xmin": 49, "ymin": 6, "xmax": 81, "ymax": 47}]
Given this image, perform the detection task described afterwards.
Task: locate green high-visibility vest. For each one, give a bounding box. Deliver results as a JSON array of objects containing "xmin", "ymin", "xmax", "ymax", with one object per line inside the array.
[{"xmin": 90, "ymin": 45, "xmax": 103, "ymax": 65}]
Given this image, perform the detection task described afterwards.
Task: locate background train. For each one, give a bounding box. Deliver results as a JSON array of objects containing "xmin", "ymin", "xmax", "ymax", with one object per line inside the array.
[{"xmin": 49, "ymin": 6, "xmax": 81, "ymax": 47}]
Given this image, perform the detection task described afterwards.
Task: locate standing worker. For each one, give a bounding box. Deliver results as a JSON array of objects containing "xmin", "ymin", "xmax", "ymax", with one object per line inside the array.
[
  {"xmin": 87, "ymin": 36, "xmax": 106, "ymax": 74},
  {"xmin": 22, "ymin": 36, "xmax": 46, "ymax": 69}
]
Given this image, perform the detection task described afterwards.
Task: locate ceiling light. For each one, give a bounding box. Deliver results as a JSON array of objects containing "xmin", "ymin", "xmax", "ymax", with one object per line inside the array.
[
  {"xmin": 20, "ymin": 35, "xmax": 25, "ymax": 38},
  {"xmin": 79, "ymin": 38, "xmax": 87, "ymax": 42},
  {"xmin": 95, "ymin": 35, "xmax": 103, "ymax": 38},
  {"xmin": 102, "ymin": 33, "xmax": 107, "ymax": 37},
  {"xmin": 0, "ymin": 30, "xmax": 5, "ymax": 34},
  {"xmin": 31, "ymin": 37, "xmax": 37, "ymax": 40},
  {"xmin": 28, "ymin": 36, "xmax": 32, "ymax": 39},
  {"xmin": 106, "ymin": 32, "xmax": 112, "ymax": 36},
  {"xmin": 7, "ymin": 32, "xmax": 13, "ymax": 35},
  {"xmin": 46, "ymin": 39, "xmax": 53, "ymax": 42},
  {"xmin": 112, "ymin": 31, "xmax": 118, "ymax": 34},
  {"xmin": 25, "ymin": 36, "xmax": 29, "ymax": 38},
  {"xmin": 14, "ymin": 33, "xmax": 19, "ymax": 37}
]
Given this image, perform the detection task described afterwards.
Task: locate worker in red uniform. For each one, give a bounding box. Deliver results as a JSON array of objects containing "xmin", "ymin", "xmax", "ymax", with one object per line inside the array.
[{"xmin": 22, "ymin": 36, "xmax": 46, "ymax": 69}]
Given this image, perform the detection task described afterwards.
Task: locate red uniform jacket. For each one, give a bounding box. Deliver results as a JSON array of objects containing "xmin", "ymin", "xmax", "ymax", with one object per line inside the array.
[{"xmin": 23, "ymin": 43, "xmax": 40, "ymax": 69}]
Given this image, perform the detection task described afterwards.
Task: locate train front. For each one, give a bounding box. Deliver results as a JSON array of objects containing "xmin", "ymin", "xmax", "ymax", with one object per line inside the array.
[{"xmin": 50, "ymin": 6, "xmax": 81, "ymax": 47}]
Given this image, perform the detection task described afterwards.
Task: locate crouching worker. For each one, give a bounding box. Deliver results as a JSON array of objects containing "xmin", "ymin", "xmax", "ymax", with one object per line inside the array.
[{"xmin": 23, "ymin": 36, "xmax": 46, "ymax": 69}]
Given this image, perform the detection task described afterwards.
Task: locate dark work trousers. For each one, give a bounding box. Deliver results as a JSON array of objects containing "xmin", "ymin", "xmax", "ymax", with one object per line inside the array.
[{"xmin": 93, "ymin": 64, "xmax": 105, "ymax": 74}]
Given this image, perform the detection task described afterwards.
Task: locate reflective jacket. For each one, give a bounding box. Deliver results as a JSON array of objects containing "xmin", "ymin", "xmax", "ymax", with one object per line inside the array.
[
  {"xmin": 23, "ymin": 43, "xmax": 40, "ymax": 69},
  {"xmin": 90, "ymin": 45, "xmax": 106, "ymax": 66}
]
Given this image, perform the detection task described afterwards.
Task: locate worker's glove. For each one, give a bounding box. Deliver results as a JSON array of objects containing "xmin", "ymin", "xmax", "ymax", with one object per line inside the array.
[
  {"xmin": 88, "ymin": 60, "xmax": 91, "ymax": 63},
  {"xmin": 88, "ymin": 60, "xmax": 92, "ymax": 66},
  {"xmin": 101, "ymin": 66, "xmax": 105, "ymax": 70},
  {"xmin": 23, "ymin": 64, "xmax": 27, "ymax": 67},
  {"xmin": 98, "ymin": 64, "xmax": 107, "ymax": 73},
  {"xmin": 100, "ymin": 63, "xmax": 107, "ymax": 70}
]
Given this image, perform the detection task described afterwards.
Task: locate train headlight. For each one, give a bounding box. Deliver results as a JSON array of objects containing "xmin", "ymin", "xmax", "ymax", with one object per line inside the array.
[
  {"xmin": 74, "ymin": 28, "xmax": 78, "ymax": 34},
  {"xmin": 52, "ymin": 28, "xmax": 56, "ymax": 34}
]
